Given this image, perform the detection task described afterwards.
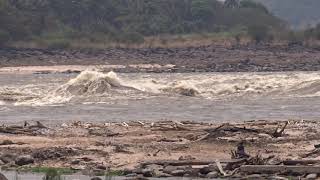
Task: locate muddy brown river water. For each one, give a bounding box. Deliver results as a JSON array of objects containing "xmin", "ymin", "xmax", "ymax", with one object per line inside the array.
[{"xmin": 1, "ymin": 71, "xmax": 320, "ymax": 125}]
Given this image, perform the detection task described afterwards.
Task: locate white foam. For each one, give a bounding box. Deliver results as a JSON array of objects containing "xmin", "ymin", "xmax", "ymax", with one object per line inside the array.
[
  {"xmin": 160, "ymin": 81, "xmax": 200, "ymax": 96},
  {"xmin": 15, "ymin": 71, "xmax": 129, "ymax": 106},
  {"xmin": 4, "ymin": 71, "xmax": 320, "ymax": 106}
]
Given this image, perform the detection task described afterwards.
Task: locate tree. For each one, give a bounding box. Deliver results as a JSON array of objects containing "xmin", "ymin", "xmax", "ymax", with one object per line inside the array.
[
  {"xmin": 224, "ymin": 0, "xmax": 240, "ymax": 8},
  {"xmin": 240, "ymin": 0, "xmax": 269, "ymax": 14},
  {"xmin": 190, "ymin": 0, "xmax": 217, "ymax": 30}
]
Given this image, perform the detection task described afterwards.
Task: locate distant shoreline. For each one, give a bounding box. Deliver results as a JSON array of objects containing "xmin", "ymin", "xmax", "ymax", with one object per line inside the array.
[{"xmin": 1, "ymin": 43, "xmax": 320, "ymax": 73}]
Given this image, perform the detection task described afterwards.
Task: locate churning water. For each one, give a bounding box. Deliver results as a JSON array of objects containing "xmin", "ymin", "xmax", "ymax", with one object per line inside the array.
[{"xmin": 1, "ymin": 71, "xmax": 320, "ymax": 124}]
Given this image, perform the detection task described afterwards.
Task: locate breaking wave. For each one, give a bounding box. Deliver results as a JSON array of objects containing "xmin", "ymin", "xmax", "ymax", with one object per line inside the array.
[
  {"xmin": 15, "ymin": 71, "xmax": 127, "ymax": 106},
  {"xmin": 2, "ymin": 71, "xmax": 320, "ymax": 106},
  {"xmin": 12, "ymin": 71, "xmax": 200, "ymax": 106},
  {"xmin": 57, "ymin": 71, "xmax": 122, "ymax": 95}
]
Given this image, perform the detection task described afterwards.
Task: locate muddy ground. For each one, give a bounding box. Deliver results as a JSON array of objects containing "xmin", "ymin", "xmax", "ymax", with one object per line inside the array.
[
  {"xmin": 1, "ymin": 120, "xmax": 320, "ymax": 179},
  {"xmin": 1, "ymin": 43, "xmax": 320, "ymax": 72}
]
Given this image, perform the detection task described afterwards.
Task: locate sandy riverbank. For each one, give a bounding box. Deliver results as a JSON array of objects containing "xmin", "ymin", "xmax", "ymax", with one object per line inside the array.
[
  {"xmin": 0, "ymin": 64, "xmax": 175, "ymax": 74},
  {"xmin": 0, "ymin": 120, "xmax": 320, "ymax": 179},
  {"xmin": 2, "ymin": 43, "xmax": 320, "ymax": 72}
]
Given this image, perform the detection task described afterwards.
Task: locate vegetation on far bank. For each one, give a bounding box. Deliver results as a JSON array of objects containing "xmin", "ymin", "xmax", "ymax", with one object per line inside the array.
[
  {"xmin": 9, "ymin": 166, "xmax": 124, "ymax": 179},
  {"xmin": 0, "ymin": 0, "xmax": 320, "ymax": 49}
]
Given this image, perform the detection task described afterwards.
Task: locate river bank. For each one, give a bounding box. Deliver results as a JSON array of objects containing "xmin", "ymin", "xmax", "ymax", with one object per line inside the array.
[
  {"xmin": 0, "ymin": 120, "xmax": 320, "ymax": 179},
  {"xmin": 1, "ymin": 43, "xmax": 320, "ymax": 73}
]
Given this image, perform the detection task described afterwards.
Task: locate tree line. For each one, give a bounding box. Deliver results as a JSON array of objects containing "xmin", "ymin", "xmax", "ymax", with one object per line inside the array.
[{"xmin": 0, "ymin": 0, "xmax": 291, "ymax": 47}]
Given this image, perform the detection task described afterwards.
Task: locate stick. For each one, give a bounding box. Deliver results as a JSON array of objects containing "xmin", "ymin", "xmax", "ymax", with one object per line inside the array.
[
  {"xmin": 272, "ymin": 121, "xmax": 288, "ymax": 138},
  {"xmin": 216, "ymin": 160, "xmax": 227, "ymax": 176},
  {"xmin": 240, "ymin": 165, "xmax": 320, "ymax": 174},
  {"xmin": 140, "ymin": 159, "xmax": 244, "ymax": 167},
  {"xmin": 282, "ymin": 160, "xmax": 320, "ymax": 165}
]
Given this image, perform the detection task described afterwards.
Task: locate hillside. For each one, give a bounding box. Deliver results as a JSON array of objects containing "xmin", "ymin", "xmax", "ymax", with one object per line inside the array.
[
  {"xmin": 0, "ymin": 0, "xmax": 284, "ymax": 47},
  {"xmin": 254, "ymin": 0, "xmax": 320, "ymax": 29}
]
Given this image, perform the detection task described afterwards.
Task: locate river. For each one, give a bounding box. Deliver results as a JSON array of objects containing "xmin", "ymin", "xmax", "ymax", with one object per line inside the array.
[{"xmin": 1, "ymin": 71, "xmax": 320, "ymax": 125}]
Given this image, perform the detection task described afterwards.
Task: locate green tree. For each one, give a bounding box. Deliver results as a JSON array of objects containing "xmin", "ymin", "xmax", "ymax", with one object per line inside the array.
[{"xmin": 240, "ymin": 0, "xmax": 269, "ymax": 14}]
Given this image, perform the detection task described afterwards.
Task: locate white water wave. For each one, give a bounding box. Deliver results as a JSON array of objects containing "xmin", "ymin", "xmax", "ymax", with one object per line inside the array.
[{"xmin": 1, "ymin": 71, "xmax": 320, "ymax": 106}]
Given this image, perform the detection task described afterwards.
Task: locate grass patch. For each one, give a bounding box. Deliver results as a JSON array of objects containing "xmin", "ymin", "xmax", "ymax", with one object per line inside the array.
[
  {"xmin": 105, "ymin": 170, "xmax": 124, "ymax": 176},
  {"xmin": 23, "ymin": 167, "xmax": 77, "ymax": 175},
  {"xmin": 17, "ymin": 166, "xmax": 123, "ymax": 176}
]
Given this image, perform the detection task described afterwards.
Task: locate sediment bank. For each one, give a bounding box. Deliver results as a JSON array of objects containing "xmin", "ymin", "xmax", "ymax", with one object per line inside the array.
[
  {"xmin": 1, "ymin": 44, "xmax": 320, "ymax": 72},
  {"xmin": 0, "ymin": 120, "xmax": 320, "ymax": 179}
]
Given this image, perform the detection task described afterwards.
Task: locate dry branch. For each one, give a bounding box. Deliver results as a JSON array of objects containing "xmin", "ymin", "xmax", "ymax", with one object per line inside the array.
[
  {"xmin": 140, "ymin": 159, "xmax": 245, "ymax": 167},
  {"xmin": 240, "ymin": 165, "xmax": 320, "ymax": 174}
]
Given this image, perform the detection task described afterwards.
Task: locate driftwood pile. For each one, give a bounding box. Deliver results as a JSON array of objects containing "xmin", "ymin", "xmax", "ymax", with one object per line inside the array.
[
  {"xmin": 1, "ymin": 120, "xmax": 320, "ymax": 179},
  {"xmin": 0, "ymin": 121, "xmax": 48, "ymax": 136},
  {"xmin": 125, "ymin": 144, "xmax": 320, "ymax": 179},
  {"xmin": 114, "ymin": 120, "xmax": 320, "ymax": 179}
]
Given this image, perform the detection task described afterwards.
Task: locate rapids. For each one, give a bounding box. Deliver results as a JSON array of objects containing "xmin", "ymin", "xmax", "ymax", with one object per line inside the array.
[{"xmin": 1, "ymin": 71, "xmax": 320, "ymax": 124}]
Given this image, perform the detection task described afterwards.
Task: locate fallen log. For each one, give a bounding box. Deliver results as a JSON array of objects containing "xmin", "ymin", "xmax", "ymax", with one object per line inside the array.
[
  {"xmin": 140, "ymin": 159, "xmax": 246, "ymax": 167},
  {"xmin": 0, "ymin": 127, "xmax": 35, "ymax": 135},
  {"xmin": 195, "ymin": 124, "xmax": 229, "ymax": 141},
  {"xmin": 151, "ymin": 125, "xmax": 190, "ymax": 131},
  {"xmin": 0, "ymin": 140, "xmax": 25, "ymax": 146},
  {"xmin": 240, "ymin": 165, "xmax": 320, "ymax": 174},
  {"xmin": 216, "ymin": 160, "xmax": 227, "ymax": 176},
  {"xmin": 282, "ymin": 160, "xmax": 320, "ymax": 165}
]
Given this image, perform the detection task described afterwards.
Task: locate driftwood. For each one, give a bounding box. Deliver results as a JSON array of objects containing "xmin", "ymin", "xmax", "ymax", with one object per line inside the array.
[
  {"xmin": 195, "ymin": 124, "xmax": 228, "ymax": 141},
  {"xmin": 151, "ymin": 125, "xmax": 190, "ymax": 131},
  {"xmin": 282, "ymin": 159, "xmax": 320, "ymax": 165},
  {"xmin": 0, "ymin": 127, "xmax": 35, "ymax": 135},
  {"xmin": 216, "ymin": 160, "xmax": 227, "ymax": 176},
  {"xmin": 196, "ymin": 121, "xmax": 289, "ymax": 141},
  {"xmin": 0, "ymin": 121, "xmax": 48, "ymax": 135},
  {"xmin": 140, "ymin": 159, "xmax": 245, "ymax": 167},
  {"xmin": 240, "ymin": 165, "xmax": 320, "ymax": 174},
  {"xmin": 272, "ymin": 121, "xmax": 288, "ymax": 138},
  {"xmin": 0, "ymin": 140, "xmax": 25, "ymax": 146}
]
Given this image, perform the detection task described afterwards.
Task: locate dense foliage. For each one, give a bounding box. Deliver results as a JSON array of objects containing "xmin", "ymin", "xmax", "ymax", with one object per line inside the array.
[{"xmin": 0, "ymin": 0, "xmax": 285, "ymax": 46}]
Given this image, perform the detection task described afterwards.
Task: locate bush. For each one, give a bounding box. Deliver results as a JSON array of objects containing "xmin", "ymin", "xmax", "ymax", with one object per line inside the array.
[{"xmin": 0, "ymin": 29, "xmax": 11, "ymax": 46}]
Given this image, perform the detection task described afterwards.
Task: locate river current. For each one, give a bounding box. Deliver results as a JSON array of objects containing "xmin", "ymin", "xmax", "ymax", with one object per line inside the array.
[{"xmin": 1, "ymin": 71, "xmax": 320, "ymax": 125}]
